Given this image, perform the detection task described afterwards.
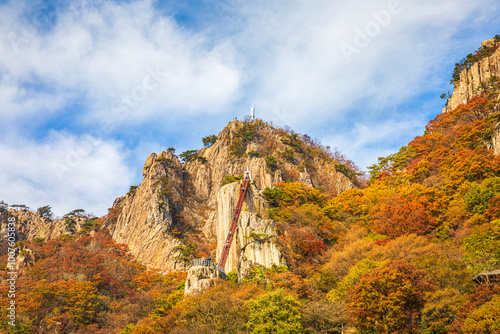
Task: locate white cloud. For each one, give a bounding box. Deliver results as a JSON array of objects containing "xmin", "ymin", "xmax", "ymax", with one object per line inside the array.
[
  {"xmin": 0, "ymin": 132, "xmax": 132, "ymax": 216},
  {"xmin": 323, "ymin": 116, "xmax": 427, "ymax": 170},
  {"xmin": 0, "ymin": 0, "xmax": 240, "ymax": 123},
  {"xmin": 0, "ymin": 0, "xmax": 499, "ymax": 214},
  {"xmin": 231, "ymin": 0, "xmax": 497, "ymax": 127}
]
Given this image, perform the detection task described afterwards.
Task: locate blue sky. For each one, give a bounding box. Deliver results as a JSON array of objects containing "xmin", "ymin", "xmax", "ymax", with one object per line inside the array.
[{"xmin": 1, "ymin": 0, "xmax": 499, "ymax": 216}]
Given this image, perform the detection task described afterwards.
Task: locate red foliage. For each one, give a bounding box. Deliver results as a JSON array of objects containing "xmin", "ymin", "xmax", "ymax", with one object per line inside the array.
[
  {"xmin": 484, "ymin": 195, "xmax": 500, "ymax": 221},
  {"xmin": 371, "ymin": 193, "xmax": 440, "ymax": 238},
  {"xmin": 347, "ymin": 260, "xmax": 437, "ymax": 334},
  {"xmin": 450, "ymin": 283, "xmax": 500, "ymax": 333},
  {"xmin": 297, "ymin": 233, "xmax": 327, "ymax": 257},
  {"xmin": 0, "ymin": 231, "xmax": 186, "ymax": 333},
  {"xmin": 405, "ymin": 95, "xmax": 500, "ymax": 190}
]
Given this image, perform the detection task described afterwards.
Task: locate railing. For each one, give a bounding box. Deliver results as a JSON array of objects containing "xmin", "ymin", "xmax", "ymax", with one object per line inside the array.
[
  {"xmin": 189, "ymin": 257, "xmax": 225, "ymax": 274},
  {"xmin": 187, "ymin": 170, "xmax": 251, "ymax": 276}
]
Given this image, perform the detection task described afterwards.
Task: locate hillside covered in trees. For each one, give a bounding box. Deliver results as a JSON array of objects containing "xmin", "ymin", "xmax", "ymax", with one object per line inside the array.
[{"xmin": 2, "ymin": 40, "xmax": 500, "ymax": 333}]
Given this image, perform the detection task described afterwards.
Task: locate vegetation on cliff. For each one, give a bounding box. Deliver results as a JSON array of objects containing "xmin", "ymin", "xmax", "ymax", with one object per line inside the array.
[
  {"xmin": 451, "ymin": 35, "xmax": 500, "ymax": 83},
  {"xmin": 226, "ymin": 119, "xmax": 365, "ymax": 188}
]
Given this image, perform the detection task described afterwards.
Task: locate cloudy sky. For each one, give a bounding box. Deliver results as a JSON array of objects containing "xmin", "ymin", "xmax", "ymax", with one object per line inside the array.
[{"xmin": 1, "ymin": 0, "xmax": 499, "ymax": 216}]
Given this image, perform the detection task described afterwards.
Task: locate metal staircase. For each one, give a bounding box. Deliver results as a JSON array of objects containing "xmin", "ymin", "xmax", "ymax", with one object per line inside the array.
[{"xmin": 218, "ymin": 170, "xmax": 251, "ymax": 270}]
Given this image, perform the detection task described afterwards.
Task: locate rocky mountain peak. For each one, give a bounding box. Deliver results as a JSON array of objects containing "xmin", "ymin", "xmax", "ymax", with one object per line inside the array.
[
  {"xmin": 444, "ymin": 38, "xmax": 500, "ymax": 112},
  {"xmin": 2, "ymin": 119, "xmax": 358, "ymax": 276},
  {"xmin": 109, "ymin": 119, "xmax": 357, "ymax": 272}
]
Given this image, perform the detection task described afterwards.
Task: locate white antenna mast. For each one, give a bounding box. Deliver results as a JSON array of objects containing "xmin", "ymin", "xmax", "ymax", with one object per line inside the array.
[
  {"xmin": 246, "ymin": 166, "xmax": 252, "ymax": 180},
  {"xmin": 250, "ymin": 106, "xmax": 255, "ymax": 121}
]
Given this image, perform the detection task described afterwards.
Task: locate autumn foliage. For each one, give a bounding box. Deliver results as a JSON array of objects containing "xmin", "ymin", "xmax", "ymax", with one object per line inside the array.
[
  {"xmin": 2, "ymin": 48, "xmax": 500, "ymax": 333},
  {"xmin": 0, "ymin": 231, "xmax": 186, "ymax": 333},
  {"xmin": 347, "ymin": 261, "xmax": 436, "ymax": 334}
]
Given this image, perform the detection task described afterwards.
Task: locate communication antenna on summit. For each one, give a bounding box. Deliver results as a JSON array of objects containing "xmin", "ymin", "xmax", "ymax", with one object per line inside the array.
[
  {"xmin": 246, "ymin": 166, "xmax": 252, "ymax": 180},
  {"xmin": 250, "ymin": 106, "xmax": 255, "ymax": 121}
]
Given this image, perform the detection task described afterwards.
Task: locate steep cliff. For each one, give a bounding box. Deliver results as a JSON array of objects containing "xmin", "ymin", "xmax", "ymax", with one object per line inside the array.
[
  {"xmin": 108, "ymin": 120, "xmax": 355, "ymax": 272},
  {"xmin": 110, "ymin": 150, "xmax": 188, "ymax": 270},
  {"xmin": 492, "ymin": 128, "xmax": 500, "ymax": 156},
  {"xmin": 444, "ymin": 38, "xmax": 500, "ymax": 155},
  {"xmin": 216, "ymin": 181, "xmax": 284, "ymax": 275},
  {"xmin": 444, "ymin": 39, "xmax": 500, "ymax": 112},
  {"xmin": 2, "ymin": 120, "xmax": 356, "ymax": 275}
]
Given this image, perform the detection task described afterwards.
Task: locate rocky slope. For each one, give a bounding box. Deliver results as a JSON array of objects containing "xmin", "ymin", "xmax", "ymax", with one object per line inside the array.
[
  {"xmin": 1, "ymin": 120, "xmax": 356, "ymax": 276},
  {"xmin": 107, "ymin": 120, "xmax": 355, "ymax": 272},
  {"xmin": 444, "ymin": 38, "xmax": 500, "ymax": 155},
  {"xmin": 444, "ymin": 39, "xmax": 500, "ymax": 112},
  {"xmin": 0, "ymin": 208, "xmax": 88, "ymax": 242},
  {"xmin": 110, "ymin": 150, "xmax": 187, "ymax": 270}
]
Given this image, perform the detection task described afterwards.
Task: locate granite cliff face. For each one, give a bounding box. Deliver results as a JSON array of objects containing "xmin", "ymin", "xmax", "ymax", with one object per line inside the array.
[
  {"xmin": 0, "ymin": 208, "xmax": 88, "ymax": 242},
  {"xmin": 107, "ymin": 120, "xmax": 355, "ymax": 272},
  {"xmin": 444, "ymin": 39, "xmax": 500, "ymax": 155},
  {"xmin": 1, "ymin": 120, "xmax": 356, "ymax": 276},
  {"xmin": 492, "ymin": 129, "xmax": 500, "ymax": 156},
  {"xmin": 110, "ymin": 150, "xmax": 187, "ymax": 270},
  {"xmin": 444, "ymin": 39, "xmax": 500, "ymax": 112},
  {"xmin": 216, "ymin": 181, "xmax": 284, "ymax": 275}
]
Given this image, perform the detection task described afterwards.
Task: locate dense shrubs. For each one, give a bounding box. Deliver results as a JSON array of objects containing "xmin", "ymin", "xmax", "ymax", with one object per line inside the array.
[
  {"xmin": 0, "ymin": 232, "xmax": 187, "ymax": 333},
  {"xmin": 220, "ymin": 174, "xmax": 243, "ymax": 186},
  {"xmin": 229, "ymin": 122, "xmax": 257, "ymax": 157},
  {"xmin": 265, "ymin": 155, "xmax": 279, "ymax": 171}
]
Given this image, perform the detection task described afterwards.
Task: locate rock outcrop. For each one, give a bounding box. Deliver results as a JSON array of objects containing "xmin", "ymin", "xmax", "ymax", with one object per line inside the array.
[
  {"xmin": 184, "ymin": 266, "xmax": 226, "ymax": 295},
  {"xmin": 444, "ymin": 39, "xmax": 500, "ymax": 112},
  {"xmin": 443, "ymin": 39, "xmax": 500, "ymax": 156},
  {"xmin": 106, "ymin": 120, "xmax": 357, "ymax": 273},
  {"xmin": 216, "ymin": 181, "xmax": 284, "ymax": 276},
  {"xmin": 184, "ymin": 120, "xmax": 354, "ymax": 202},
  {"xmin": 4, "ymin": 120, "xmax": 356, "ymax": 275},
  {"xmin": 0, "ymin": 208, "xmax": 87, "ymax": 242},
  {"xmin": 492, "ymin": 127, "xmax": 500, "ymax": 156},
  {"xmin": 110, "ymin": 150, "xmax": 187, "ymax": 270}
]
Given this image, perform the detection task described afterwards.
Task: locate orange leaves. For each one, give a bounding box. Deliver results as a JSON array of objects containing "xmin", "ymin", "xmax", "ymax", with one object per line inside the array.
[
  {"xmin": 451, "ymin": 283, "xmax": 500, "ymax": 333},
  {"xmin": 132, "ymin": 270, "xmax": 164, "ymax": 291},
  {"xmin": 485, "ymin": 195, "xmax": 500, "ymax": 221},
  {"xmin": 441, "ymin": 149, "xmax": 500, "ymax": 189},
  {"xmin": 27, "ymin": 279, "xmax": 100, "ymax": 329},
  {"xmin": 328, "ymin": 182, "xmax": 446, "ymax": 239},
  {"xmin": 277, "ymin": 224, "xmax": 327, "ymax": 271},
  {"xmin": 371, "ymin": 193, "xmax": 439, "ymax": 238},
  {"xmin": 263, "ymin": 181, "xmax": 338, "ymax": 271},
  {"xmin": 403, "ymin": 94, "xmax": 499, "ymax": 192},
  {"xmin": 355, "ymin": 91, "xmax": 500, "ymax": 242},
  {"xmin": 347, "ymin": 261, "xmax": 436, "ymax": 334},
  {"xmin": 151, "ymin": 281, "xmax": 261, "ymax": 333},
  {"xmin": 8, "ymin": 231, "xmax": 177, "ymax": 332},
  {"xmin": 425, "ymin": 95, "xmax": 489, "ymax": 137},
  {"xmin": 325, "ymin": 188, "xmax": 369, "ymax": 219},
  {"xmin": 65, "ymin": 280, "xmax": 100, "ymax": 325},
  {"xmin": 374, "ymin": 184, "xmax": 445, "ymax": 238}
]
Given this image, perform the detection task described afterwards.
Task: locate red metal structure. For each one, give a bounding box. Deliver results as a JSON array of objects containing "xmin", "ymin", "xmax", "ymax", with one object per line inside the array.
[{"xmin": 218, "ymin": 171, "xmax": 251, "ymax": 271}]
